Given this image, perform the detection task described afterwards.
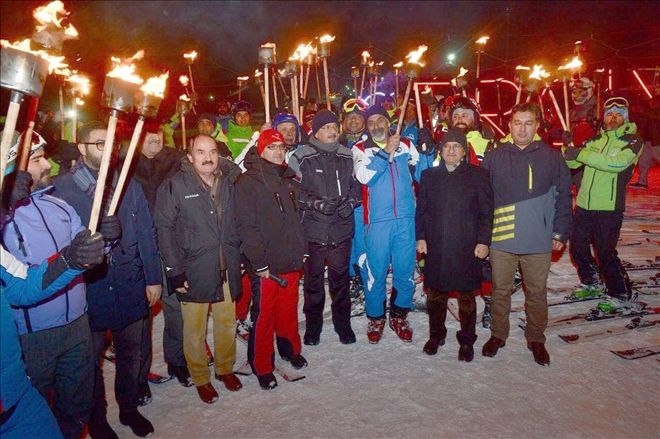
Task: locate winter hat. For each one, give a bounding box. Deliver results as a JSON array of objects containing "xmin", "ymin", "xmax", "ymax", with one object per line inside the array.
[
  {"xmin": 257, "ymin": 129, "xmax": 285, "ymax": 156},
  {"xmin": 364, "ymin": 105, "xmax": 390, "ymax": 123},
  {"xmin": 311, "ymin": 109, "xmax": 339, "ymax": 137},
  {"xmin": 439, "ymin": 127, "xmax": 469, "ymax": 157},
  {"xmin": 232, "ymin": 100, "xmax": 253, "ymax": 116},
  {"xmin": 603, "ymin": 97, "xmax": 629, "ymax": 121},
  {"xmin": 273, "ymin": 112, "xmax": 301, "ymax": 144},
  {"xmin": 197, "ymin": 113, "xmax": 216, "ymax": 125},
  {"xmin": 3, "ymin": 130, "xmax": 47, "ymax": 176}
]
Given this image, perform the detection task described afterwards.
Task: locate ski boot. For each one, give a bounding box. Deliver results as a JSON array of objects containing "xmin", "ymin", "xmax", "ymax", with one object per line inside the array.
[
  {"xmin": 591, "ymin": 293, "xmax": 645, "ymax": 318},
  {"xmin": 366, "ymin": 317, "xmax": 386, "ymax": 344},
  {"xmin": 389, "ymin": 306, "xmax": 413, "ymax": 343},
  {"xmin": 567, "ymin": 283, "xmax": 604, "ymax": 301}
]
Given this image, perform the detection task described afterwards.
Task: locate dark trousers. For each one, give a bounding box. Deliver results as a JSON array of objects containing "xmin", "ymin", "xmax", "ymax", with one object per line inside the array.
[
  {"xmin": 426, "ymin": 290, "xmax": 477, "ymax": 346},
  {"xmin": 138, "ymin": 314, "xmax": 152, "ymax": 386},
  {"xmin": 570, "ymin": 207, "xmax": 630, "ymax": 298},
  {"xmin": 20, "ymin": 314, "xmax": 94, "ymax": 439},
  {"xmin": 90, "ymin": 318, "xmax": 143, "ymax": 423},
  {"xmin": 303, "ymin": 239, "xmax": 352, "ymax": 337},
  {"xmin": 160, "ymin": 282, "xmax": 186, "ymax": 368}
]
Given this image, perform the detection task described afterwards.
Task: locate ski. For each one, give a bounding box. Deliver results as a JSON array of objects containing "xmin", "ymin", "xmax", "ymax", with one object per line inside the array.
[
  {"xmin": 235, "ymin": 333, "xmax": 306, "ymax": 382},
  {"xmin": 610, "ymin": 344, "xmax": 660, "ymax": 360},
  {"xmin": 558, "ymin": 317, "xmax": 660, "ymax": 344},
  {"xmin": 510, "ymin": 287, "xmax": 600, "ymax": 313},
  {"xmin": 519, "ymin": 306, "xmax": 659, "ymax": 330},
  {"xmin": 147, "ymin": 372, "xmax": 173, "ymax": 384}
]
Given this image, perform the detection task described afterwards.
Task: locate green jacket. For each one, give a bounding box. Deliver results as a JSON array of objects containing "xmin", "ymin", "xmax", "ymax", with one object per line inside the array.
[
  {"xmin": 161, "ymin": 112, "xmax": 180, "ymax": 148},
  {"xmin": 226, "ymin": 121, "xmax": 254, "ymax": 160},
  {"xmin": 566, "ymin": 122, "xmax": 643, "ymax": 211}
]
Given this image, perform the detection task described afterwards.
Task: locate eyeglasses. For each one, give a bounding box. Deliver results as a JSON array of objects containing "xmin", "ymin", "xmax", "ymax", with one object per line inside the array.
[
  {"xmin": 267, "ymin": 144, "xmax": 286, "ymax": 152},
  {"xmin": 342, "ymin": 98, "xmax": 368, "ymax": 113},
  {"xmin": 81, "ymin": 140, "xmax": 116, "ymax": 151}
]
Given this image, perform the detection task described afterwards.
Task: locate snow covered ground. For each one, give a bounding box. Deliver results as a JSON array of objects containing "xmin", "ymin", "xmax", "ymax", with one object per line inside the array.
[{"xmin": 98, "ymin": 169, "xmax": 659, "ymax": 439}]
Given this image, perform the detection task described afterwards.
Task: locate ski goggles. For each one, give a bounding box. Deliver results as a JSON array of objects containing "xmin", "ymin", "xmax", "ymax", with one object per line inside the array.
[
  {"xmin": 604, "ymin": 97, "xmax": 629, "ymax": 110},
  {"xmin": 342, "ymin": 98, "xmax": 368, "ymax": 114}
]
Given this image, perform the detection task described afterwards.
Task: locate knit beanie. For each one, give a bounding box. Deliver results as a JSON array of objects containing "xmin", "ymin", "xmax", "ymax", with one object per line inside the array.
[
  {"xmin": 311, "ymin": 109, "xmax": 339, "ymax": 137},
  {"xmin": 364, "ymin": 105, "xmax": 390, "ymax": 123},
  {"xmin": 439, "ymin": 127, "xmax": 469, "ymax": 157},
  {"xmin": 257, "ymin": 129, "xmax": 285, "ymax": 156}
]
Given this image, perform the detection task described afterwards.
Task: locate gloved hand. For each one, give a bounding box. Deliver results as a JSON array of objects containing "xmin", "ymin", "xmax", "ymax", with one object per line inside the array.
[
  {"xmin": 312, "ymin": 197, "xmax": 339, "ymax": 215},
  {"xmin": 2, "ymin": 170, "xmax": 33, "ymax": 214},
  {"xmin": 61, "ymin": 229, "xmax": 105, "ymax": 269},
  {"xmin": 563, "ymin": 146, "xmax": 581, "ymax": 161},
  {"xmin": 417, "ymin": 127, "xmax": 436, "ymax": 154},
  {"xmin": 336, "ymin": 197, "xmax": 357, "ymax": 218},
  {"xmin": 99, "ymin": 215, "xmax": 121, "ymax": 242},
  {"xmin": 561, "ymin": 130, "xmax": 574, "ymax": 147}
]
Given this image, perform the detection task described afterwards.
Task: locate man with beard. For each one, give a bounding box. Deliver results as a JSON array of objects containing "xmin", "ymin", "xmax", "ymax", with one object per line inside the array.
[
  {"xmin": 481, "ymin": 103, "xmax": 572, "ymax": 366},
  {"xmin": 448, "ymin": 96, "xmax": 492, "ymax": 163},
  {"xmin": 155, "ymin": 134, "xmax": 243, "ymax": 404},
  {"xmin": 2, "ymin": 131, "xmax": 120, "ymax": 439},
  {"xmin": 564, "ymin": 97, "xmax": 644, "ymax": 314},
  {"xmin": 215, "ymin": 99, "xmax": 233, "ymax": 133},
  {"xmin": 52, "ymin": 121, "xmax": 162, "ymax": 438},
  {"xmin": 288, "ymin": 110, "xmax": 359, "ymax": 345},
  {"xmin": 353, "ymin": 106, "xmax": 420, "ymax": 344}
]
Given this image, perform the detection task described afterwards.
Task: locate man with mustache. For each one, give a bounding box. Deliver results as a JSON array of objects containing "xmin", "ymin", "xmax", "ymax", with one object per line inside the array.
[
  {"xmin": 155, "ymin": 134, "xmax": 243, "ymax": 404},
  {"xmin": 288, "ymin": 110, "xmax": 360, "ymax": 346},
  {"xmin": 2, "ymin": 131, "xmax": 120, "ymax": 439},
  {"xmin": 352, "ymin": 106, "xmax": 420, "ymax": 344}
]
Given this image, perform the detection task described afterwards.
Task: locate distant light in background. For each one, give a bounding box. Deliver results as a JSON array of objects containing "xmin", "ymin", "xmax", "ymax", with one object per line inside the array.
[
  {"xmin": 208, "ymin": 95, "xmax": 215, "ymax": 101},
  {"xmin": 446, "ymin": 53, "xmax": 456, "ymax": 65}
]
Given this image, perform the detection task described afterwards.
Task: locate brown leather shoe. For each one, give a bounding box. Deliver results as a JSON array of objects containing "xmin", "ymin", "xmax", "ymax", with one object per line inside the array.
[
  {"xmin": 195, "ymin": 383, "xmax": 219, "ymax": 404},
  {"xmin": 528, "ymin": 342, "xmax": 550, "ymax": 366},
  {"xmin": 482, "ymin": 336, "xmax": 506, "ymax": 357},
  {"xmin": 215, "ymin": 373, "xmax": 243, "ymax": 391},
  {"xmin": 422, "ymin": 338, "xmax": 445, "ymax": 355}
]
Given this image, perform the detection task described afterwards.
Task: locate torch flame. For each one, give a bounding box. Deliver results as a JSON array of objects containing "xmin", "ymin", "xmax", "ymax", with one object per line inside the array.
[
  {"xmin": 393, "ymin": 61, "xmax": 403, "ymax": 69},
  {"xmin": 289, "ymin": 43, "xmax": 314, "ymax": 62},
  {"xmin": 457, "ymin": 66, "xmax": 469, "ymax": 78},
  {"xmin": 75, "ymin": 97, "xmax": 84, "ymax": 106},
  {"xmin": 254, "ymin": 69, "xmax": 263, "ymax": 78},
  {"xmin": 515, "ymin": 65, "xmax": 531, "ymax": 71},
  {"xmin": 0, "ymin": 38, "xmax": 68, "ymax": 74},
  {"xmin": 183, "ymin": 50, "xmax": 198, "ymax": 61},
  {"xmin": 319, "ymin": 34, "xmax": 335, "ymax": 44},
  {"xmin": 405, "ymin": 45, "xmax": 428, "ymax": 66},
  {"xmin": 67, "ymin": 73, "xmax": 91, "ymax": 95},
  {"xmin": 476, "ymin": 36, "xmax": 490, "ymax": 45},
  {"xmin": 33, "ymin": 1, "xmax": 78, "ymax": 37},
  {"xmin": 237, "ymin": 76, "xmax": 249, "ymax": 81},
  {"xmin": 178, "ymin": 75, "xmax": 189, "ymax": 87},
  {"xmin": 558, "ymin": 56, "xmax": 583, "ymax": 72},
  {"xmin": 361, "ymin": 50, "xmax": 371, "ymax": 64},
  {"xmin": 178, "ymin": 94, "xmax": 190, "ymax": 102},
  {"xmin": 528, "ymin": 64, "xmax": 550, "ymax": 81},
  {"xmin": 141, "ymin": 72, "xmax": 169, "ymax": 98},
  {"xmin": 107, "ymin": 51, "xmax": 144, "ymax": 84}
]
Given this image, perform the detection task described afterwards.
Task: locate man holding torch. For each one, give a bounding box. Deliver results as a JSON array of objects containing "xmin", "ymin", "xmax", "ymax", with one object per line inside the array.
[
  {"xmin": 52, "ymin": 121, "xmax": 161, "ymax": 438},
  {"xmin": 352, "ymin": 106, "xmax": 420, "ymax": 343}
]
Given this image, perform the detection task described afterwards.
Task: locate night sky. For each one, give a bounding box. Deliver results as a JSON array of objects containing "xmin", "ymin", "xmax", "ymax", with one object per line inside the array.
[{"xmin": 1, "ymin": 0, "xmax": 659, "ymax": 115}]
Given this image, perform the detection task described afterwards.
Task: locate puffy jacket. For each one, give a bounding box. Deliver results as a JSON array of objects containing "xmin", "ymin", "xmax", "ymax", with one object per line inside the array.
[
  {"xmin": 225, "ymin": 121, "xmax": 255, "ymax": 160},
  {"xmin": 353, "ymin": 135, "xmax": 419, "ymax": 224},
  {"xmin": 288, "ymin": 138, "xmax": 360, "ymax": 246},
  {"xmin": 2, "ymin": 187, "xmax": 86, "ymax": 335},
  {"xmin": 52, "ymin": 163, "xmax": 162, "ymax": 331},
  {"xmin": 482, "ymin": 140, "xmax": 572, "ymax": 254},
  {"xmin": 235, "ymin": 147, "xmax": 307, "ymax": 275},
  {"xmin": 154, "ymin": 157, "xmax": 242, "ymax": 303},
  {"xmin": 566, "ymin": 122, "xmax": 643, "ymax": 211},
  {"xmin": 1, "ymin": 247, "xmax": 82, "ymax": 414}
]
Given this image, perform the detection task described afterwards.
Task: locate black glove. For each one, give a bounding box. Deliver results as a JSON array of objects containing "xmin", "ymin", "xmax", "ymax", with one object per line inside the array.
[
  {"xmin": 417, "ymin": 127, "xmax": 436, "ymax": 154},
  {"xmin": 312, "ymin": 197, "xmax": 339, "ymax": 215},
  {"xmin": 61, "ymin": 229, "xmax": 105, "ymax": 269},
  {"xmin": 563, "ymin": 147, "xmax": 581, "ymax": 161},
  {"xmin": 168, "ymin": 273, "xmax": 188, "ymax": 292},
  {"xmin": 561, "ymin": 130, "xmax": 573, "ymax": 147},
  {"xmin": 336, "ymin": 197, "xmax": 357, "ymax": 218},
  {"xmin": 2, "ymin": 170, "xmax": 33, "ymax": 214},
  {"xmin": 99, "ymin": 215, "xmax": 121, "ymax": 242}
]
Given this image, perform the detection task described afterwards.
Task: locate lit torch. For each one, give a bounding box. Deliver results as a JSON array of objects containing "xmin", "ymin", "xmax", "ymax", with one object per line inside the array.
[
  {"xmin": 89, "ymin": 52, "xmax": 144, "ymax": 232},
  {"xmin": 31, "ymin": 1, "xmax": 78, "ymax": 52},
  {"xmin": 531, "ymin": 64, "xmax": 567, "ymax": 131},
  {"xmin": 359, "ymin": 50, "xmax": 370, "ymax": 99},
  {"xmin": 258, "ymin": 43, "xmax": 276, "ymax": 123},
  {"xmin": 318, "ymin": 35, "xmax": 335, "ymax": 110},
  {"xmin": 287, "ymin": 52, "xmax": 302, "ymax": 122},
  {"xmin": 514, "ymin": 65, "xmax": 530, "ymax": 104},
  {"xmin": 393, "ymin": 45, "xmax": 428, "ymax": 162},
  {"xmin": 183, "ymin": 50, "xmax": 198, "ymax": 98},
  {"xmin": 177, "ymin": 94, "xmax": 191, "ymax": 149},
  {"xmin": 237, "ymin": 76, "xmax": 248, "ymax": 101},
  {"xmin": 393, "ymin": 61, "xmax": 403, "ymax": 102},
  {"xmin": 558, "ymin": 56, "xmax": 583, "ymax": 127},
  {"xmin": 451, "ymin": 66, "xmax": 470, "ymax": 97},
  {"xmin": 66, "ymin": 72, "xmax": 90, "ymax": 142},
  {"xmin": 351, "ymin": 66, "xmax": 360, "ymax": 99},
  {"xmin": 475, "ymin": 36, "xmax": 489, "ymax": 103},
  {"xmin": 303, "ymin": 42, "xmax": 316, "ymax": 100},
  {"xmin": 108, "ymin": 72, "xmax": 168, "ymax": 216}
]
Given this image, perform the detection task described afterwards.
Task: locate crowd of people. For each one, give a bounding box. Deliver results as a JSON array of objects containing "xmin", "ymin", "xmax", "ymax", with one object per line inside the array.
[{"xmin": 0, "ymin": 78, "xmax": 654, "ymax": 439}]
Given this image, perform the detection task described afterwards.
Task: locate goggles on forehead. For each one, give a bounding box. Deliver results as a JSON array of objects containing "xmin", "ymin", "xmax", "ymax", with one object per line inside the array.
[
  {"xmin": 604, "ymin": 97, "xmax": 629, "ymax": 110},
  {"xmin": 342, "ymin": 98, "xmax": 368, "ymax": 114}
]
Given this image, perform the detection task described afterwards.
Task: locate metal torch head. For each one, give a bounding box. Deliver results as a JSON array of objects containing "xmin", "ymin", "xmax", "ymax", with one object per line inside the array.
[
  {"xmin": 102, "ymin": 76, "xmax": 139, "ymax": 112},
  {"xmin": 176, "ymin": 99, "xmax": 190, "ymax": 116},
  {"xmin": 318, "ymin": 43, "xmax": 331, "ymax": 58},
  {"xmin": 406, "ymin": 63, "xmax": 421, "ymax": 80},
  {"xmin": 135, "ymin": 90, "xmax": 162, "ymax": 119},
  {"xmin": 258, "ymin": 45, "xmax": 276, "ymax": 65},
  {"xmin": 285, "ymin": 61, "xmax": 298, "ymax": 77},
  {"xmin": 351, "ymin": 66, "xmax": 360, "ymax": 78},
  {"xmin": 0, "ymin": 46, "xmax": 50, "ymax": 97}
]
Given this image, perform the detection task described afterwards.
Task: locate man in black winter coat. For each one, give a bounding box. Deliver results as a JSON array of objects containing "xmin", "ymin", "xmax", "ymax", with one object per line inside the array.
[
  {"xmin": 154, "ymin": 134, "xmax": 243, "ymax": 404},
  {"xmin": 416, "ymin": 128, "xmax": 493, "ymax": 362},
  {"xmin": 288, "ymin": 110, "xmax": 360, "ymax": 346},
  {"xmin": 234, "ymin": 129, "xmax": 308, "ymax": 390}
]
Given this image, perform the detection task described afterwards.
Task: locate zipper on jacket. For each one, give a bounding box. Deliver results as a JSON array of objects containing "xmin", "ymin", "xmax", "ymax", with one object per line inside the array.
[
  {"xmin": 528, "ymin": 163, "xmax": 533, "ymax": 193},
  {"xmin": 586, "ymin": 136, "xmax": 610, "ymax": 209},
  {"xmin": 389, "ymin": 162, "xmax": 398, "ymax": 218},
  {"xmin": 610, "ymin": 178, "xmax": 615, "ymax": 201}
]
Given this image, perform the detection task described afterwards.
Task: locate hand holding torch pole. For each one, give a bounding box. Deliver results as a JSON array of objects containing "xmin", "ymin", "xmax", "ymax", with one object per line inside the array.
[
  {"xmin": 391, "ymin": 45, "xmax": 427, "ymax": 163},
  {"xmin": 108, "ymin": 72, "xmax": 168, "ymax": 216}
]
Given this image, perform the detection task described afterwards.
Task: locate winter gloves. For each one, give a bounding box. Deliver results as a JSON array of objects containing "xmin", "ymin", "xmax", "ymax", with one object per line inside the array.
[
  {"xmin": 336, "ymin": 197, "xmax": 358, "ymax": 218},
  {"xmin": 61, "ymin": 230, "xmax": 105, "ymax": 269},
  {"xmin": 417, "ymin": 127, "xmax": 436, "ymax": 155},
  {"xmin": 307, "ymin": 196, "xmax": 357, "ymax": 218},
  {"xmin": 99, "ymin": 215, "xmax": 121, "ymax": 242},
  {"xmin": 1, "ymin": 170, "xmax": 33, "ymax": 216}
]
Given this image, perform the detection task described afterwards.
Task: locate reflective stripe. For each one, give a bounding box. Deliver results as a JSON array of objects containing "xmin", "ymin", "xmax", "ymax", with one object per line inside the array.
[
  {"xmin": 492, "ymin": 224, "xmax": 515, "ymax": 233},
  {"xmin": 494, "ymin": 205, "xmax": 515, "ymax": 215},
  {"xmin": 493, "ymin": 214, "xmax": 515, "ymax": 224},
  {"xmin": 492, "ymin": 232, "xmax": 515, "ymax": 242}
]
